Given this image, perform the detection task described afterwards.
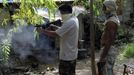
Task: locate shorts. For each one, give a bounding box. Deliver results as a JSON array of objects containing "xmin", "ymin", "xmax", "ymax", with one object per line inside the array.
[{"xmin": 59, "ymin": 60, "xmax": 76, "ymax": 75}]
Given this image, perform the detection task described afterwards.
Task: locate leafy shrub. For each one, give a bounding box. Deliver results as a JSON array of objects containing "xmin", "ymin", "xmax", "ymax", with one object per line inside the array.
[{"xmin": 122, "ymin": 43, "xmax": 134, "ymax": 58}]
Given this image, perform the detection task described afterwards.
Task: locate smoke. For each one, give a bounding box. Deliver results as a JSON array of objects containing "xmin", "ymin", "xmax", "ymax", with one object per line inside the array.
[
  {"xmin": 11, "ymin": 25, "xmax": 58, "ymax": 64},
  {"xmin": 0, "ymin": 29, "xmax": 5, "ymax": 42},
  {"xmin": 0, "ymin": 24, "xmax": 58, "ymax": 65},
  {"xmin": 11, "ymin": 25, "xmax": 35, "ymax": 60},
  {"xmin": 0, "ymin": 28, "xmax": 5, "ymax": 59}
]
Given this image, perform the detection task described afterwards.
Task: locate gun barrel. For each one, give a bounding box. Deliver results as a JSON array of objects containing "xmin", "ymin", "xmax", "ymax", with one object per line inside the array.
[
  {"xmin": 34, "ymin": 25, "xmax": 42, "ymax": 27},
  {"xmin": 34, "ymin": 19, "xmax": 62, "ymax": 29},
  {"xmin": 34, "ymin": 25, "xmax": 47, "ymax": 29}
]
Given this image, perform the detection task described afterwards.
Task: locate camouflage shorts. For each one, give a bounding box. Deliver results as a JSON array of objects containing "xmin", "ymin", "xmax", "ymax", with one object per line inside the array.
[{"xmin": 100, "ymin": 46, "xmax": 119, "ymax": 75}]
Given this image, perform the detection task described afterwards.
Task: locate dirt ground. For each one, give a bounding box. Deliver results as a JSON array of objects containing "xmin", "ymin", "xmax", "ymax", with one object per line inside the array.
[
  {"xmin": 44, "ymin": 54, "xmax": 134, "ymax": 75},
  {"xmin": 39, "ymin": 56, "xmax": 134, "ymax": 75},
  {"xmin": 9, "ymin": 52, "xmax": 134, "ymax": 75}
]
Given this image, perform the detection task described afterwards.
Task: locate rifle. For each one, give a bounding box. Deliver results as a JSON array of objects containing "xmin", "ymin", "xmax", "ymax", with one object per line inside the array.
[{"xmin": 34, "ymin": 19, "xmax": 62, "ymax": 29}]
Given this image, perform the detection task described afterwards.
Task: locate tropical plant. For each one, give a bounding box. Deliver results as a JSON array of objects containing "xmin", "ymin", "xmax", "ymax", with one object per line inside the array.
[
  {"xmin": 73, "ymin": 0, "xmax": 104, "ymax": 17},
  {"xmin": 122, "ymin": 43, "xmax": 134, "ymax": 58},
  {"xmin": 0, "ymin": 0, "xmax": 57, "ymax": 63},
  {"xmin": 2, "ymin": 0, "xmax": 57, "ymax": 26},
  {"xmin": 0, "ymin": 36, "xmax": 11, "ymax": 63},
  {"xmin": 73, "ymin": 0, "xmax": 90, "ymax": 10}
]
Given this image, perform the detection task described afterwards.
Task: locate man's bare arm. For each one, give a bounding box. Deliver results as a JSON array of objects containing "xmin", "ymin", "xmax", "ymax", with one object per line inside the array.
[
  {"xmin": 100, "ymin": 21, "xmax": 118, "ymax": 62},
  {"xmin": 36, "ymin": 27, "xmax": 59, "ymax": 37},
  {"xmin": 43, "ymin": 29, "xmax": 59, "ymax": 37}
]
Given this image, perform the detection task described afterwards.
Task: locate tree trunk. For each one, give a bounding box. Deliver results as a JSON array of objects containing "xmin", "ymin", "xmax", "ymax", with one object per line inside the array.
[{"xmin": 90, "ymin": 0, "xmax": 96, "ymax": 75}]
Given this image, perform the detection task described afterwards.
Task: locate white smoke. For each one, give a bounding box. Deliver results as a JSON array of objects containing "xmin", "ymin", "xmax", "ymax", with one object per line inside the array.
[{"xmin": 11, "ymin": 25, "xmax": 58, "ymax": 64}]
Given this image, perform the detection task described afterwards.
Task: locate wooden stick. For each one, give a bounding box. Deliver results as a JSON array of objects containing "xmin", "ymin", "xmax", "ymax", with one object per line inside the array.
[{"xmin": 90, "ymin": 0, "xmax": 96, "ymax": 75}]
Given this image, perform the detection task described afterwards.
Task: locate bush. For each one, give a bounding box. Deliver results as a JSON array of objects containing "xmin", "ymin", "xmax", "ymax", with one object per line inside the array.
[{"xmin": 123, "ymin": 43, "xmax": 134, "ymax": 58}]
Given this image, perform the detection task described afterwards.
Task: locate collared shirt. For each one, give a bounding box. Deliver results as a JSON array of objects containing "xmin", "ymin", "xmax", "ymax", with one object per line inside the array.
[{"xmin": 56, "ymin": 15, "xmax": 79, "ymax": 60}]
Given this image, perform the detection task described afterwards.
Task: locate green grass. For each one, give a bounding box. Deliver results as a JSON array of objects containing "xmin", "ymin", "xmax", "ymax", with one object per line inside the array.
[{"xmin": 122, "ymin": 43, "xmax": 134, "ymax": 58}]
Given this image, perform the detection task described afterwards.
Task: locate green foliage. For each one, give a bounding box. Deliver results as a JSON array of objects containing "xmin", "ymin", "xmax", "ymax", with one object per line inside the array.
[
  {"xmin": 73, "ymin": 0, "xmax": 103, "ymax": 17},
  {"xmin": 0, "ymin": 7, "xmax": 10, "ymax": 26},
  {"xmin": 0, "ymin": 31, "xmax": 11, "ymax": 63},
  {"xmin": 0, "ymin": 0, "xmax": 57, "ymax": 26},
  {"xmin": 93, "ymin": 0, "xmax": 103, "ymax": 17},
  {"xmin": 118, "ymin": 26, "xmax": 126, "ymax": 36},
  {"xmin": 0, "ymin": 0, "xmax": 57, "ymax": 63},
  {"xmin": 122, "ymin": 43, "xmax": 134, "ymax": 58},
  {"xmin": 0, "ymin": 39, "xmax": 10, "ymax": 63},
  {"xmin": 116, "ymin": 25, "xmax": 134, "ymax": 45},
  {"xmin": 2, "ymin": 0, "xmax": 7, "ymax": 7},
  {"xmin": 12, "ymin": 0, "xmax": 57, "ymax": 25},
  {"xmin": 73, "ymin": 0, "xmax": 90, "ymax": 9}
]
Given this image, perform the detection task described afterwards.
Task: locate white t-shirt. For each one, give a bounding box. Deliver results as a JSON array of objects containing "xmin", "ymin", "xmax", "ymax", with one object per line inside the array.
[{"xmin": 56, "ymin": 16, "xmax": 79, "ymax": 60}]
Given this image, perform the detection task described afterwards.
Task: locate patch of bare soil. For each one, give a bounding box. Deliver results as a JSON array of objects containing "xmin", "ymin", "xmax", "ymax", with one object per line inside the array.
[
  {"xmin": 2, "ymin": 52, "xmax": 134, "ymax": 75},
  {"xmin": 114, "ymin": 58, "xmax": 134, "ymax": 75}
]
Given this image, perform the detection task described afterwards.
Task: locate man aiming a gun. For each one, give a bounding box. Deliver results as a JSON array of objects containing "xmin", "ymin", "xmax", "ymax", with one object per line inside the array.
[
  {"xmin": 97, "ymin": 1, "xmax": 120, "ymax": 75},
  {"xmin": 36, "ymin": 4, "xmax": 79, "ymax": 75}
]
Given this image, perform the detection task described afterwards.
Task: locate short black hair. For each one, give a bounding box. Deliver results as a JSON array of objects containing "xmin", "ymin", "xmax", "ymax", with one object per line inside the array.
[{"xmin": 58, "ymin": 4, "xmax": 72, "ymax": 14}]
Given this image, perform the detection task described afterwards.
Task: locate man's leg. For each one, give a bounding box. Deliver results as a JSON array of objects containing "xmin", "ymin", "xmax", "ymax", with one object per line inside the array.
[
  {"xmin": 97, "ymin": 61, "xmax": 107, "ymax": 75},
  {"xmin": 106, "ymin": 56, "xmax": 115, "ymax": 75},
  {"xmin": 106, "ymin": 46, "xmax": 118, "ymax": 75},
  {"xmin": 70, "ymin": 60, "xmax": 76, "ymax": 75},
  {"xmin": 59, "ymin": 60, "xmax": 76, "ymax": 75}
]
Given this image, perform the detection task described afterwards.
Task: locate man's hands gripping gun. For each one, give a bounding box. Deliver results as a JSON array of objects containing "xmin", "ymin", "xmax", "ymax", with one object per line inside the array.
[{"xmin": 34, "ymin": 19, "xmax": 62, "ymax": 30}]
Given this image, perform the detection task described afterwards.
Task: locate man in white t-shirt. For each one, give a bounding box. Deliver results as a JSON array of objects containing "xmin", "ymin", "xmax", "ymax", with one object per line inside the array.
[{"xmin": 37, "ymin": 4, "xmax": 79, "ymax": 75}]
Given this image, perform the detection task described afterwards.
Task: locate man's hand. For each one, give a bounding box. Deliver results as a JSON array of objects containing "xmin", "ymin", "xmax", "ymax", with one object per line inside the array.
[
  {"xmin": 36, "ymin": 25, "xmax": 58, "ymax": 37},
  {"xmin": 99, "ymin": 46, "xmax": 109, "ymax": 63},
  {"xmin": 49, "ymin": 24, "xmax": 60, "ymax": 30},
  {"xmin": 36, "ymin": 27, "xmax": 42, "ymax": 33},
  {"xmin": 36, "ymin": 27, "xmax": 50, "ymax": 33}
]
